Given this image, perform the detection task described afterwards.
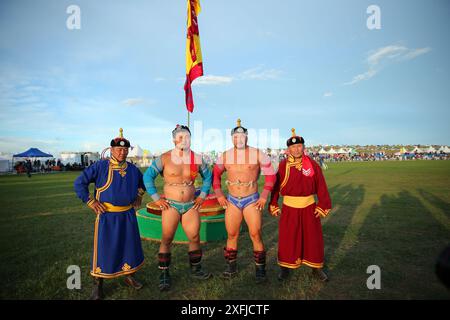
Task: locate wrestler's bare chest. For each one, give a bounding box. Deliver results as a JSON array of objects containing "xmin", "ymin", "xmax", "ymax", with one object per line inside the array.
[
  {"xmin": 164, "ymin": 161, "xmax": 193, "ymax": 180},
  {"xmin": 223, "ymin": 148, "xmax": 260, "ymax": 174},
  {"xmin": 224, "ymin": 163, "xmax": 259, "ymax": 174}
]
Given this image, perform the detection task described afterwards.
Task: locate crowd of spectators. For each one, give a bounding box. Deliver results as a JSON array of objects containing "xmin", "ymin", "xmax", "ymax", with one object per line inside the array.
[
  {"xmin": 308, "ymin": 152, "xmax": 449, "ymax": 163},
  {"xmin": 14, "ymin": 159, "xmax": 97, "ymax": 175}
]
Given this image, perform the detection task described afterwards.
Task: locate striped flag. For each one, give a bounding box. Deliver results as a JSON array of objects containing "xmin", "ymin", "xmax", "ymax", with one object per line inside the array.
[{"xmin": 184, "ymin": 0, "xmax": 203, "ymax": 113}]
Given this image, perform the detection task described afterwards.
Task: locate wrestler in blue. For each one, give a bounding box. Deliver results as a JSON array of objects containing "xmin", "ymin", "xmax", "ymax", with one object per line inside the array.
[
  {"xmin": 213, "ymin": 119, "xmax": 276, "ymax": 283},
  {"xmin": 74, "ymin": 129, "xmax": 145, "ymax": 300},
  {"xmin": 143, "ymin": 124, "xmax": 213, "ymax": 291}
]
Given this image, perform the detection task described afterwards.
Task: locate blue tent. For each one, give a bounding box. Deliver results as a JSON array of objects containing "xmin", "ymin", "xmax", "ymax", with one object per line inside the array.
[{"xmin": 13, "ymin": 148, "xmax": 53, "ymax": 158}]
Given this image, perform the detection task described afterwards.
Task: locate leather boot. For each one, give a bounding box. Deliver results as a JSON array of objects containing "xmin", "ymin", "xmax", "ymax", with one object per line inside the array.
[
  {"xmin": 158, "ymin": 252, "xmax": 172, "ymax": 291},
  {"xmin": 89, "ymin": 277, "xmax": 104, "ymax": 300},
  {"xmin": 124, "ymin": 274, "xmax": 143, "ymax": 290},
  {"xmin": 159, "ymin": 269, "xmax": 171, "ymax": 291},
  {"xmin": 189, "ymin": 249, "xmax": 212, "ymax": 280},
  {"xmin": 312, "ymin": 267, "xmax": 329, "ymax": 282},
  {"xmin": 222, "ymin": 247, "xmax": 238, "ymax": 279},
  {"xmin": 255, "ymin": 263, "xmax": 267, "ymax": 284},
  {"xmin": 278, "ymin": 266, "xmax": 290, "ymax": 281}
]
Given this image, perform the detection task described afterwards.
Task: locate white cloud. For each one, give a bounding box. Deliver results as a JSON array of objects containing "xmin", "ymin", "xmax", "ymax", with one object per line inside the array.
[
  {"xmin": 192, "ymin": 75, "xmax": 233, "ymax": 86},
  {"xmin": 323, "ymin": 91, "xmax": 333, "ymax": 98},
  {"xmin": 238, "ymin": 66, "xmax": 283, "ymax": 81},
  {"xmin": 403, "ymin": 47, "xmax": 431, "ymax": 60},
  {"xmin": 192, "ymin": 66, "xmax": 284, "ymax": 86},
  {"xmin": 344, "ymin": 45, "xmax": 431, "ymax": 85},
  {"xmin": 121, "ymin": 98, "xmax": 148, "ymax": 106}
]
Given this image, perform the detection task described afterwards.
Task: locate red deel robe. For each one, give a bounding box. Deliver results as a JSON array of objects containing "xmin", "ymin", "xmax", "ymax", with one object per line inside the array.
[{"xmin": 269, "ymin": 154, "xmax": 332, "ymax": 269}]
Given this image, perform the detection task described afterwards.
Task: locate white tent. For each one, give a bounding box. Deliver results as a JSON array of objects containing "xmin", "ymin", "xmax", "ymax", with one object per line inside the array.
[
  {"xmin": 327, "ymin": 148, "xmax": 337, "ymax": 154},
  {"xmin": 411, "ymin": 146, "xmax": 424, "ymax": 154},
  {"xmin": 129, "ymin": 145, "xmax": 144, "ymax": 157},
  {"xmin": 0, "ymin": 155, "xmax": 11, "ymax": 172},
  {"xmin": 424, "ymin": 146, "xmax": 436, "ymax": 153},
  {"xmin": 438, "ymin": 146, "xmax": 450, "ymax": 153},
  {"xmin": 337, "ymin": 148, "xmax": 348, "ymax": 154},
  {"xmin": 318, "ymin": 147, "xmax": 327, "ymax": 154},
  {"xmin": 59, "ymin": 152, "xmax": 100, "ymax": 165}
]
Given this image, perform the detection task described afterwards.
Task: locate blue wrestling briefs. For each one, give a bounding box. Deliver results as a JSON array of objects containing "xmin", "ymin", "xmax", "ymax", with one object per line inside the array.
[
  {"xmin": 166, "ymin": 199, "xmax": 195, "ymax": 215},
  {"xmin": 227, "ymin": 192, "xmax": 259, "ymax": 210}
]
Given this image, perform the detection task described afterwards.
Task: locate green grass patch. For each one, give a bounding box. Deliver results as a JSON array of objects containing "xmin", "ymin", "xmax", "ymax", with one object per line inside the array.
[{"xmin": 0, "ymin": 160, "xmax": 449, "ymax": 299}]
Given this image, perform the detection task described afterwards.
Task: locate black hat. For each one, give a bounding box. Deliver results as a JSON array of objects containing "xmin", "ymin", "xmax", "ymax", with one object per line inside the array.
[
  {"xmin": 286, "ymin": 128, "xmax": 304, "ymax": 146},
  {"xmin": 231, "ymin": 118, "xmax": 248, "ymax": 135},
  {"xmin": 110, "ymin": 128, "xmax": 131, "ymax": 147},
  {"xmin": 172, "ymin": 124, "xmax": 191, "ymax": 137}
]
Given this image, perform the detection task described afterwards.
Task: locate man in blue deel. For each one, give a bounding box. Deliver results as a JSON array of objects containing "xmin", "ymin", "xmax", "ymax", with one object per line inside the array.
[{"xmin": 74, "ymin": 128, "xmax": 146, "ymax": 300}]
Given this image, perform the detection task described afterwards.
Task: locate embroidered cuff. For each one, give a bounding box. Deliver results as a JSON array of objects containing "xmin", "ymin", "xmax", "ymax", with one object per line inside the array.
[
  {"xmin": 151, "ymin": 193, "xmax": 160, "ymax": 201},
  {"xmin": 87, "ymin": 197, "xmax": 96, "ymax": 208},
  {"xmin": 269, "ymin": 204, "xmax": 281, "ymax": 215},
  {"xmin": 315, "ymin": 206, "xmax": 330, "ymax": 218},
  {"xmin": 137, "ymin": 188, "xmax": 145, "ymax": 197}
]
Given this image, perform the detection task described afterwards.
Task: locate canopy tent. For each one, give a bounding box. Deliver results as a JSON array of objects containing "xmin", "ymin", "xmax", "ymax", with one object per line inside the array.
[
  {"xmin": 129, "ymin": 145, "xmax": 144, "ymax": 158},
  {"xmin": 399, "ymin": 147, "xmax": 408, "ymax": 154},
  {"xmin": 0, "ymin": 155, "xmax": 11, "ymax": 172},
  {"xmin": 337, "ymin": 147, "xmax": 348, "ymax": 154},
  {"xmin": 327, "ymin": 148, "xmax": 337, "ymax": 154},
  {"xmin": 438, "ymin": 146, "xmax": 450, "ymax": 153},
  {"xmin": 424, "ymin": 146, "xmax": 436, "ymax": 153},
  {"xmin": 318, "ymin": 147, "xmax": 327, "ymax": 154},
  {"xmin": 13, "ymin": 148, "xmax": 53, "ymax": 158},
  {"xmin": 411, "ymin": 146, "xmax": 424, "ymax": 154}
]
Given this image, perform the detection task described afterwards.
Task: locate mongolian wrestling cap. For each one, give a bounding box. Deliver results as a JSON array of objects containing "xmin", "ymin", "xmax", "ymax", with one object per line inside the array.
[
  {"xmin": 286, "ymin": 128, "xmax": 305, "ymax": 146},
  {"xmin": 172, "ymin": 124, "xmax": 191, "ymax": 137},
  {"xmin": 110, "ymin": 128, "xmax": 131, "ymax": 147},
  {"xmin": 231, "ymin": 118, "xmax": 248, "ymax": 135}
]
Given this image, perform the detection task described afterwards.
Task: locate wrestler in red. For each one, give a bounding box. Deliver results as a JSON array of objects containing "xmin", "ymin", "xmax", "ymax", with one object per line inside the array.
[
  {"xmin": 213, "ymin": 119, "xmax": 276, "ymax": 283},
  {"xmin": 269, "ymin": 128, "xmax": 331, "ymax": 282}
]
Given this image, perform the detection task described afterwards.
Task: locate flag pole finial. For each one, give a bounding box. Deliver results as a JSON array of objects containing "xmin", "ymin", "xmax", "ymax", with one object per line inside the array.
[
  {"xmin": 119, "ymin": 128, "xmax": 123, "ymax": 138},
  {"xmin": 237, "ymin": 118, "xmax": 241, "ymax": 127},
  {"xmin": 291, "ymin": 128, "xmax": 296, "ymax": 137}
]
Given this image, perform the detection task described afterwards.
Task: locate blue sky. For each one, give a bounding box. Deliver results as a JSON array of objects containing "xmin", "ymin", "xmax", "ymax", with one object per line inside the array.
[{"xmin": 1, "ymin": 0, "xmax": 449, "ymax": 155}]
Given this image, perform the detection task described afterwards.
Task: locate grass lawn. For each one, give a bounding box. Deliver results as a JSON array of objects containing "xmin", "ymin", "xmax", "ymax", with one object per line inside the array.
[{"xmin": 0, "ymin": 160, "xmax": 449, "ymax": 299}]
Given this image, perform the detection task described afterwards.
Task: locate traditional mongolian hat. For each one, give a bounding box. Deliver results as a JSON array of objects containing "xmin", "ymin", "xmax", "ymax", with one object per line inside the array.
[
  {"xmin": 231, "ymin": 118, "xmax": 248, "ymax": 135},
  {"xmin": 286, "ymin": 128, "xmax": 305, "ymax": 146},
  {"xmin": 110, "ymin": 128, "xmax": 131, "ymax": 147}
]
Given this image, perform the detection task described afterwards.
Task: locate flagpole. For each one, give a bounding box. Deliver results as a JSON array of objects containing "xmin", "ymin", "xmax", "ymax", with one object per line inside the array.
[{"xmin": 187, "ymin": 110, "xmax": 190, "ymax": 128}]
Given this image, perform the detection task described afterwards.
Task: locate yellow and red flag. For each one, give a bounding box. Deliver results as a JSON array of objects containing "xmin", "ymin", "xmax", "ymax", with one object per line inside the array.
[{"xmin": 184, "ymin": 0, "xmax": 203, "ymax": 113}]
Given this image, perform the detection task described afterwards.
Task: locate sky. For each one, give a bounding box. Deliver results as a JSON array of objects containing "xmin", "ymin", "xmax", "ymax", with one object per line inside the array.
[{"xmin": 0, "ymin": 0, "xmax": 449, "ymax": 155}]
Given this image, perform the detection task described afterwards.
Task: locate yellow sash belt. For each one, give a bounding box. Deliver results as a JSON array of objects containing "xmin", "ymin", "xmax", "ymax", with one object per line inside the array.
[
  {"xmin": 283, "ymin": 195, "xmax": 315, "ymax": 208},
  {"xmin": 102, "ymin": 202, "xmax": 133, "ymax": 212}
]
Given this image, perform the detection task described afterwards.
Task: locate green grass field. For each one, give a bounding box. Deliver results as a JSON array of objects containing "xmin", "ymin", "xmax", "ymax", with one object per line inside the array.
[{"xmin": 0, "ymin": 160, "xmax": 449, "ymax": 300}]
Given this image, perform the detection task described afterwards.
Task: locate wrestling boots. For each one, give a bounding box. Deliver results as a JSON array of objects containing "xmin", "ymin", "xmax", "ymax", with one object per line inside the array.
[
  {"xmin": 254, "ymin": 250, "xmax": 267, "ymax": 284},
  {"xmin": 90, "ymin": 277, "xmax": 104, "ymax": 300},
  {"xmin": 222, "ymin": 247, "xmax": 238, "ymax": 279},
  {"xmin": 158, "ymin": 252, "xmax": 172, "ymax": 291},
  {"xmin": 278, "ymin": 266, "xmax": 291, "ymax": 281},
  {"xmin": 189, "ymin": 249, "xmax": 212, "ymax": 280}
]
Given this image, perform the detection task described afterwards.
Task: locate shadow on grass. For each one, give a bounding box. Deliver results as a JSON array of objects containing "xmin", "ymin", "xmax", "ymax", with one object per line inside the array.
[
  {"xmin": 417, "ymin": 189, "xmax": 450, "ymax": 218},
  {"xmin": 324, "ymin": 183, "xmax": 366, "ymax": 266},
  {"xmin": 318, "ymin": 190, "xmax": 450, "ymax": 299}
]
